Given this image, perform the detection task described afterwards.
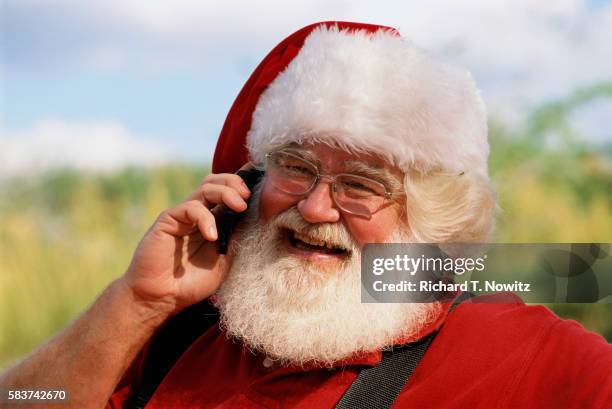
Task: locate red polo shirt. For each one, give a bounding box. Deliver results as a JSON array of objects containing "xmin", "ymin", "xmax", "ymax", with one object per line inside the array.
[{"xmin": 107, "ymin": 295, "xmax": 612, "ymax": 408}]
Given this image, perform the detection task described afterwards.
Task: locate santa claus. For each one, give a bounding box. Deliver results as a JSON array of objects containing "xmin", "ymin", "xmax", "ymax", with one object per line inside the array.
[{"xmin": 1, "ymin": 21, "xmax": 610, "ymax": 409}]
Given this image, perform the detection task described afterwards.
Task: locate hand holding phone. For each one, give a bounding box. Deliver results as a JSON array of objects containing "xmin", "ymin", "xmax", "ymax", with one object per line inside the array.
[{"xmin": 122, "ymin": 166, "xmax": 260, "ymax": 315}]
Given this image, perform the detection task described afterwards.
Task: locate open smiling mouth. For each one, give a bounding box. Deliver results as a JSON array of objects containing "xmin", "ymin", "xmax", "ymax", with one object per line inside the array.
[{"xmin": 282, "ymin": 228, "xmax": 350, "ymax": 256}]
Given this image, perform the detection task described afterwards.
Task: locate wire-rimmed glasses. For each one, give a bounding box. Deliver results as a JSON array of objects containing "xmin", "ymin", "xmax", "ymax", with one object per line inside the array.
[{"xmin": 264, "ymin": 150, "xmax": 404, "ymax": 218}]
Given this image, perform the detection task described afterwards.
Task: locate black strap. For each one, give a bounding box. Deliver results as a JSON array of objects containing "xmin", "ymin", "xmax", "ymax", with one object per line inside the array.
[
  {"xmin": 335, "ymin": 292, "xmax": 473, "ymax": 409},
  {"xmin": 123, "ymin": 299, "xmax": 220, "ymax": 409}
]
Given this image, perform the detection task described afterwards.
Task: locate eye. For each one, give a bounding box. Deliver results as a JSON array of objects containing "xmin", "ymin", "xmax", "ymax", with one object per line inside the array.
[
  {"xmin": 340, "ymin": 180, "xmax": 377, "ymax": 195},
  {"xmin": 272, "ymin": 153, "xmax": 316, "ymax": 177},
  {"xmin": 282, "ymin": 164, "xmax": 313, "ymax": 174}
]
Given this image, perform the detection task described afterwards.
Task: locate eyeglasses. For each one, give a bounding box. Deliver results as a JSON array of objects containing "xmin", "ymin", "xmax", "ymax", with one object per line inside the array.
[{"xmin": 264, "ymin": 150, "xmax": 405, "ymax": 218}]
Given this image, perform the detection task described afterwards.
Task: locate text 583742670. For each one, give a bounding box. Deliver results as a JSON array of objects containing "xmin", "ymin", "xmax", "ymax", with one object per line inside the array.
[{"xmin": 1, "ymin": 389, "xmax": 68, "ymax": 402}]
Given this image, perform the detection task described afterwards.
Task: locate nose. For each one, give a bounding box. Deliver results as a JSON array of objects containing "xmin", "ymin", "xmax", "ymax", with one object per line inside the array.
[{"xmin": 297, "ymin": 179, "xmax": 341, "ymax": 223}]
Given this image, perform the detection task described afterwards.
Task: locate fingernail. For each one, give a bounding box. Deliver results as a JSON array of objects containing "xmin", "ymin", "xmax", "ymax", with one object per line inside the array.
[{"xmin": 209, "ymin": 226, "xmax": 218, "ymax": 240}]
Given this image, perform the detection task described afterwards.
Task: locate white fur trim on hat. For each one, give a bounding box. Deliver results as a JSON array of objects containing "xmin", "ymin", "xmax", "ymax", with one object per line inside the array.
[{"xmin": 247, "ymin": 25, "xmax": 489, "ymax": 177}]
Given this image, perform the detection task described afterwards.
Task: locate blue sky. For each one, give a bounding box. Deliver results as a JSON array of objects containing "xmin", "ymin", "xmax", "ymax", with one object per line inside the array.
[{"xmin": 1, "ymin": 0, "xmax": 611, "ymax": 175}]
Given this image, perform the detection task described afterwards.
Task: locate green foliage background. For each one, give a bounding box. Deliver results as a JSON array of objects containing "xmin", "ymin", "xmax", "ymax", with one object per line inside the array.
[{"xmin": 1, "ymin": 85, "xmax": 611, "ymax": 370}]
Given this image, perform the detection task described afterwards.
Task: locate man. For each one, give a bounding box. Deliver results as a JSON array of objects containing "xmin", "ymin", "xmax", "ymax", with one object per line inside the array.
[{"xmin": 1, "ymin": 21, "xmax": 610, "ymax": 408}]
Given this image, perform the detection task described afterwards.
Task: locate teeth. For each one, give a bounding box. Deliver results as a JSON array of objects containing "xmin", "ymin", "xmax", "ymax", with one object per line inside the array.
[{"xmin": 293, "ymin": 231, "xmax": 343, "ymax": 251}]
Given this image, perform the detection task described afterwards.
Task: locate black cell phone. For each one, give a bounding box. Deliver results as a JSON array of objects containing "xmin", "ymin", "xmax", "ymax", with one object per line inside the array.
[{"xmin": 216, "ymin": 168, "xmax": 265, "ymax": 254}]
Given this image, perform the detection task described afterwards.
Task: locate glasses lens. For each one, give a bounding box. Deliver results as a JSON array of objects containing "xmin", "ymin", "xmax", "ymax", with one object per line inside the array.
[
  {"xmin": 334, "ymin": 174, "xmax": 387, "ymax": 217},
  {"xmin": 267, "ymin": 151, "xmax": 317, "ymax": 195}
]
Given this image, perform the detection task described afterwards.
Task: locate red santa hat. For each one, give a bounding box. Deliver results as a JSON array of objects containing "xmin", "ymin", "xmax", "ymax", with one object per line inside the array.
[{"xmin": 212, "ymin": 21, "xmax": 488, "ymax": 178}]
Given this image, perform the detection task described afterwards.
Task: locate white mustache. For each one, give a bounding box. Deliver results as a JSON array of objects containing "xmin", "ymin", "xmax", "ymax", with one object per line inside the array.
[{"xmin": 271, "ymin": 207, "xmax": 358, "ymax": 253}]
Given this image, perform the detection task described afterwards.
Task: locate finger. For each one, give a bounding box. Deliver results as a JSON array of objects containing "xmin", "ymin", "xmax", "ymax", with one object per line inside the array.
[
  {"xmin": 186, "ymin": 174, "xmax": 250, "ymax": 204},
  {"xmin": 188, "ymin": 162, "xmax": 257, "ymax": 202},
  {"xmin": 202, "ymin": 172, "xmax": 252, "ymax": 192},
  {"xmin": 160, "ymin": 200, "xmax": 218, "ymax": 240},
  {"xmin": 200, "ymin": 184, "xmax": 248, "ymax": 212}
]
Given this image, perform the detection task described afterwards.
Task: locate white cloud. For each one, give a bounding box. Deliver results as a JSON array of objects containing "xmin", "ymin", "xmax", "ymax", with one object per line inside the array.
[
  {"xmin": 4, "ymin": 0, "xmax": 612, "ymax": 139},
  {"xmin": 6, "ymin": 1, "xmax": 611, "ymax": 93},
  {"xmin": 364, "ymin": 0, "xmax": 612, "ymax": 113},
  {"xmin": 3, "ymin": 0, "xmax": 328, "ymax": 73},
  {"xmin": 0, "ymin": 118, "xmax": 175, "ymax": 177}
]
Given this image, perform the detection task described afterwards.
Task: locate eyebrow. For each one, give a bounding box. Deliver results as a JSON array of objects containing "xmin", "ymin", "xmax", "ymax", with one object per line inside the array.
[
  {"xmin": 342, "ymin": 161, "xmax": 402, "ymax": 191},
  {"xmin": 281, "ymin": 146, "xmax": 321, "ymax": 166}
]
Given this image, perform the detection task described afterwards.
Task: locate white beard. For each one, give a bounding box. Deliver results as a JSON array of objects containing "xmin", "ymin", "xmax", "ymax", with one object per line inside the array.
[{"xmin": 214, "ymin": 198, "xmax": 440, "ymax": 367}]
